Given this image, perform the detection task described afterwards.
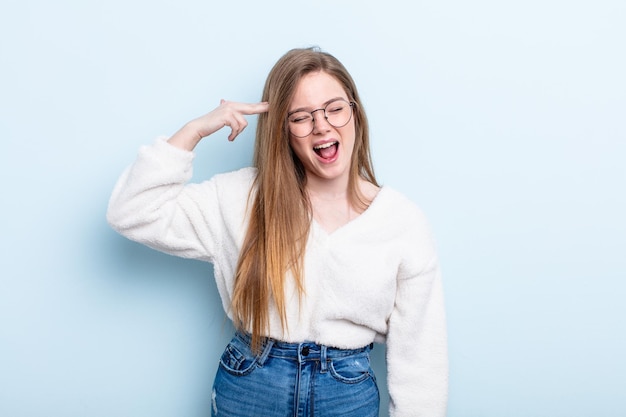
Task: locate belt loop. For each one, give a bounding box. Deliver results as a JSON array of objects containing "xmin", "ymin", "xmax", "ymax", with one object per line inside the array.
[
  {"xmin": 320, "ymin": 345, "xmax": 328, "ymax": 373},
  {"xmin": 257, "ymin": 337, "xmax": 274, "ymax": 367}
]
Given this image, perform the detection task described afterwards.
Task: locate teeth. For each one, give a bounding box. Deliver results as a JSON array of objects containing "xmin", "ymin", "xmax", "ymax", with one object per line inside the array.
[{"xmin": 314, "ymin": 141, "xmax": 337, "ymax": 150}]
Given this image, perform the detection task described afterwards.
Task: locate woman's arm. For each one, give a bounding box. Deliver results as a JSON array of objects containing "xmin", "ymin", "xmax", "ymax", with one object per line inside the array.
[
  {"xmin": 106, "ymin": 100, "xmax": 267, "ymax": 260},
  {"xmin": 385, "ymin": 207, "xmax": 449, "ymax": 417}
]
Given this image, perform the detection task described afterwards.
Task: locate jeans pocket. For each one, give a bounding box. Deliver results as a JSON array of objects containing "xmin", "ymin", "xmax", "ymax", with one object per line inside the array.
[
  {"xmin": 218, "ymin": 340, "xmax": 259, "ymax": 377},
  {"xmin": 329, "ymin": 353, "xmax": 372, "ymax": 384}
]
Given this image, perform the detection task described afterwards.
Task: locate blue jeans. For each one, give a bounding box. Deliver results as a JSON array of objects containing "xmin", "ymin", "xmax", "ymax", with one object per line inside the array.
[{"xmin": 211, "ymin": 332, "xmax": 380, "ymax": 416}]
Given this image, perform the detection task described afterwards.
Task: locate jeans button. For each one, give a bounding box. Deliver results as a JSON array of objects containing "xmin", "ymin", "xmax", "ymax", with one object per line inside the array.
[{"xmin": 301, "ymin": 346, "xmax": 310, "ymax": 356}]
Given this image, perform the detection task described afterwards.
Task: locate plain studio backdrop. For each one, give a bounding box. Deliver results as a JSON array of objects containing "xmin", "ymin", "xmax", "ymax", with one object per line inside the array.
[{"xmin": 1, "ymin": 1, "xmax": 624, "ymax": 416}]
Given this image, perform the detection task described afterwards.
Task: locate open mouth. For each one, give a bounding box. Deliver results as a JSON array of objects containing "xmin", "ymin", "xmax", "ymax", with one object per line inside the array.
[{"xmin": 313, "ymin": 141, "xmax": 339, "ymax": 160}]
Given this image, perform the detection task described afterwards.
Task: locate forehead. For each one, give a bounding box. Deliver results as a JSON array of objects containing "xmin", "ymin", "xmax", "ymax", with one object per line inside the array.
[{"xmin": 289, "ymin": 71, "xmax": 347, "ymax": 109}]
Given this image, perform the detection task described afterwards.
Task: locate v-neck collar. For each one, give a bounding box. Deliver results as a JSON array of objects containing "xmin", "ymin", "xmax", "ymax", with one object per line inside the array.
[{"xmin": 310, "ymin": 186, "xmax": 387, "ymax": 238}]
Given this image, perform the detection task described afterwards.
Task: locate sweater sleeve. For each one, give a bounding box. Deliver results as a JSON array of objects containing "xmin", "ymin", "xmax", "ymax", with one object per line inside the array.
[
  {"xmin": 106, "ymin": 138, "xmax": 251, "ymax": 262},
  {"xmin": 386, "ymin": 211, "xmax": 449, "ymax": 417}
]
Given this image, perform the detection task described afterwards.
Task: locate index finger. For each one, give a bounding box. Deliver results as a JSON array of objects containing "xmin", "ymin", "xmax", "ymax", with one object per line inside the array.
[{"xmin": 233, "ymin": 101, "xmax": 270, "ymax": 115}]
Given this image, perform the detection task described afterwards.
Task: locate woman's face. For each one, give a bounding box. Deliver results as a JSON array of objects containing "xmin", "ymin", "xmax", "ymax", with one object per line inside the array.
[{"xmin": 287, "ymin": 71, "xmax": 356, "ymax": 186}]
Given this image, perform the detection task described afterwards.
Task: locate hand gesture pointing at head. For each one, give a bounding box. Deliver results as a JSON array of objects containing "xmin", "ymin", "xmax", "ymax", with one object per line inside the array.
[{"xmin": 168, "ymin": 100, "xmax": 269, "ymax": 151}]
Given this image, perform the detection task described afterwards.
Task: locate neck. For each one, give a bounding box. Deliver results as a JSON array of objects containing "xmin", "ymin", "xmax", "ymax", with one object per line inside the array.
[
  {"xmin": 305, "ymin": 174, "xmax": 356, "ymax": 234},
  {"xmin": 304, "ymin": 174, "xmax": 350, "ymax": 201}
]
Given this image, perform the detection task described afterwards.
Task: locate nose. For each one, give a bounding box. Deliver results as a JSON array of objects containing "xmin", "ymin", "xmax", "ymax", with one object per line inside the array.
[{"xmin": 311, "ymin": 109, "xmax": 332, "ymax": 134}]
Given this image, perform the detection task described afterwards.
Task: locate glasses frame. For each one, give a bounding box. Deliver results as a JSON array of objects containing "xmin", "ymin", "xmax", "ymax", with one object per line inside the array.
[{"xmin": 287, "ymin": 98, "xmax": 356, "ymax": 138}]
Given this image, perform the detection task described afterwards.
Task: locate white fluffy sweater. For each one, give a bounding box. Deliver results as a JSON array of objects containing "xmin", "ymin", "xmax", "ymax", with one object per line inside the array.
[{"xmin": 106, "ymin": 138, "xmax": 448, "ymax": 417}]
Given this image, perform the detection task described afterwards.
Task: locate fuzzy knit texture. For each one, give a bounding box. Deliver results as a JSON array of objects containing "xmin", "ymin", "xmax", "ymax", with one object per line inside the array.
[{"xmin": 106, "ymin": 138, "xmax": 448, "ymax": 417}]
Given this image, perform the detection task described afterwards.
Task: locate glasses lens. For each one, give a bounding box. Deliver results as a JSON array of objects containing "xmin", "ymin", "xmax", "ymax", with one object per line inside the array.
[
  {"xmin": 287, "ymin": 99, "xmax": 354, "ymax": 138},
  {"xmin": 288, "ymin": 111, "xmax": 314, "ymax": 138},
  {"xmin": 325, "ymin": 99, "xmax": 353, "ymax": 129}
]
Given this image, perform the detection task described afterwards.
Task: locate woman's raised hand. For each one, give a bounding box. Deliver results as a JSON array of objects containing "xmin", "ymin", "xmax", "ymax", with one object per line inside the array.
[{"xmin": 168, "ymin": 100, "xmax": 269, "ymax": 151}]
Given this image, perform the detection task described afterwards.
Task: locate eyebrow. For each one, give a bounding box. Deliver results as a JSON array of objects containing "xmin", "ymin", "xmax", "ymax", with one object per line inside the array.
[{"xmin": 287, "ymin": 96, "xmax": 347, "ymax": 115}]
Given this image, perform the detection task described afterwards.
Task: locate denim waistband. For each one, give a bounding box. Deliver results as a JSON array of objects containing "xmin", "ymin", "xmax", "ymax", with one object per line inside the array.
[{"xmin": 234, "ymin": 331, "xmax": 373, "ymax": 367}]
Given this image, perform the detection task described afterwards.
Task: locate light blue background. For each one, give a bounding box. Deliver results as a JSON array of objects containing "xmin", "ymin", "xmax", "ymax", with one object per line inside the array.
[{"xmin": 1, "ymin": 0, "xmax": 624, "ymax": 416}]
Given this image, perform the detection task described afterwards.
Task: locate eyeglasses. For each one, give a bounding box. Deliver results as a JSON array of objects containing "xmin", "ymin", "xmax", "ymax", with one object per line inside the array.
[{"xmin": 287, "ymin": 98, "xmax": 355, "ymax": 138}]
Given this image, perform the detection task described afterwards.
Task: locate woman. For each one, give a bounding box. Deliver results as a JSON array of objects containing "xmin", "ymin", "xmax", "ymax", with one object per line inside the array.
[{"xmin": 107, "ymin": 47, "xmax": 448, "ymax": 417}]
